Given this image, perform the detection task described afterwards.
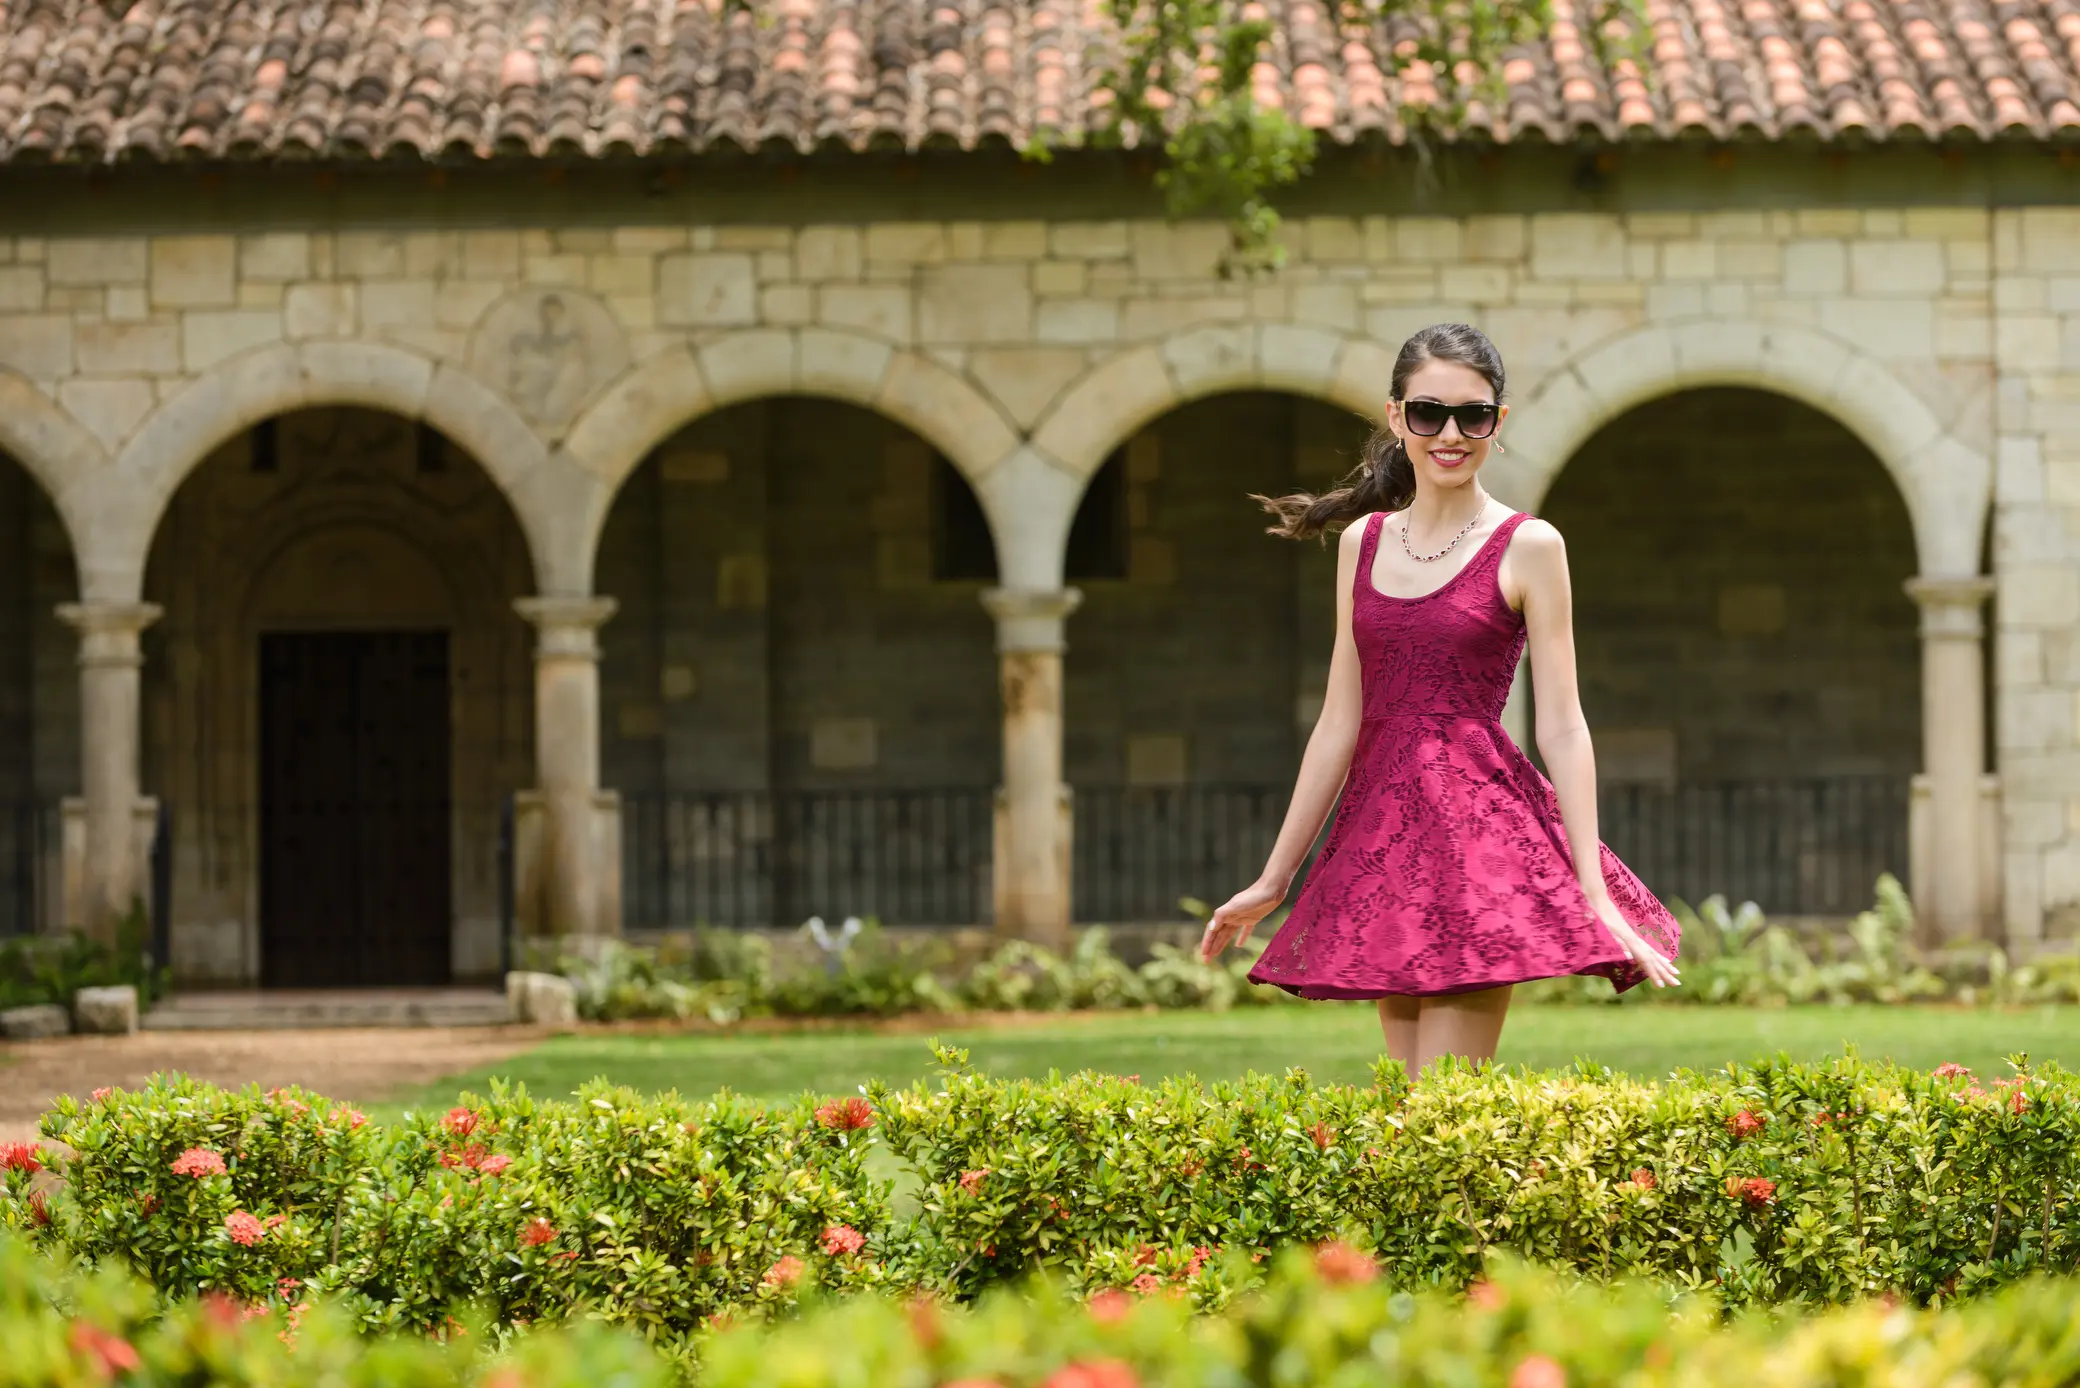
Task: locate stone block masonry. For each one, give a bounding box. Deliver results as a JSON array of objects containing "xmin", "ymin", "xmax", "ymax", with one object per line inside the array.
[{"xmin": 0, "ymin": 202, "xmax": 2062, "ymax": 955}]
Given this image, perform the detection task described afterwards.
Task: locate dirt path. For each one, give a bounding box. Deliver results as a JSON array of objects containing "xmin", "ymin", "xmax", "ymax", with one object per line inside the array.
[{"xmin": 0, "ymin": 1027, "xmax": 545, "ymax": 1143}]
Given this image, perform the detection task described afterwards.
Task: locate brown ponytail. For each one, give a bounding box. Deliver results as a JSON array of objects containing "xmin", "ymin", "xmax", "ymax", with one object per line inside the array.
[{"xmin": 1253, "ymin": 322, "xmax": 1508, "ymax": 541}]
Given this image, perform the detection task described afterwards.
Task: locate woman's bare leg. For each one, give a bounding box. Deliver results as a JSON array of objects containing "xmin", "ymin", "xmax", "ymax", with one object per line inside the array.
[
  {"xmin": 1413, "ymin": 985, "xmax": 1513, "ymax": 1073},
  {"xmin": 1377, "ymin": 995, "xmax": 1421, "ymax": 1069}
]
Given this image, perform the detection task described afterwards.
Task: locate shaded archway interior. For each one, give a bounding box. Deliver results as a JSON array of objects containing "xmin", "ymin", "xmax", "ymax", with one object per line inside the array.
[
  {"xmin": 1537, "ymin": 386, "xmax": 1920, "ymax": 914},
  {"xmin": 595, "ymin": 396, "xmax": 1002, "ymax": 929},
  {"xmin": 141, "ymin": 408, "xmax": 536, "ymax": 986},
  {"xmin": 0, "ymin": 453, "xmax": 80, "ymax": 937},
  {"xmin": 1066, "ymin": 391, "xmax": 1373, "ymax": 923}
]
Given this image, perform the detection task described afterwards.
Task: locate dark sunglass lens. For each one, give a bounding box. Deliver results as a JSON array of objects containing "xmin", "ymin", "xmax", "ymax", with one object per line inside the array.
[
  {"xmin": 1404, "ymin": 400, "xmax": 1449, "ymax": 435},
  {"xmin": 1460, "ymin": 405, "xmax": 1499, "ymax": 438}
]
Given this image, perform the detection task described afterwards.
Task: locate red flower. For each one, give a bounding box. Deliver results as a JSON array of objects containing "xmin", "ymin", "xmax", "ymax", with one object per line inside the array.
[
  {"xmin": 1087, "ymin": 1288, "xmax": 1132, "ymax": 1323},
  {"xmin": 263, "ymin": 1213, "xmax": 288, "ymax": 1230},
  {"xmin": 1740, "ymin": 1177, "xmax": 1777, "ymax": 1207},
  {"xmin": 1131, "ymin": 1272, "xmax": 1163, "ymax": 1295},
  {"xmin": 1177, "ymin": 1158, "xmax": 1204, "ymax": 1178},
  {"xmin": 958, "ymin": 1168, "xmax": 988, "ymax": 1196},
  {"xmin": 1630, "ymin": 1168, "xmax": 1657, "ymax": 1189},
  {"xmin": 224, "ymin": 1210, "xmax": 264, "ymax": 1246},
  {"xmin": 478, "ymin": 1154, "xmax": 513, "ymax": 1176},
  {"xmin": 1131, "ymin": 1244, "xmax": 1158, "ymax": 1267},
  {"xmin": 138, "ymin": 1194, "xmax": 159, "ymax": 1215},
  {"xmin": 763, "ymin": 1254, "xmax": 807, "ymax": 1289},
  {"xmin": 1, "ymin": 1141, "xmax": 41, "ymax": 1174},
  {"xmin": 1184, "ymin": 1245, "xmax": 1213, "ymax": 1277},
  {"xmin": 200, "ymin": 1291, "xmax": 243, "ymax": 1327},
  {"xmin": 27, "ymin": 1189, "xmax": 50, "ymax": 1226},
  {"xmin": 521, "ymin": 1217, "xmax": 556, "ymax": 1247},
  {"xmin": 439, "ymin": 1145, "xmax": 487, "ymax": 1171},
  {"xmin": 821, "ymin": 1223, "xmax": 865, "ymax": 1256},
  {"xmin": 1933, "ymin": 1062, "xmax": 1972, "ymax": 1079},
  {"xmin": 905, "ymin": 1296, "xmax": 943, "ymax": 1348},
  {"xmin": 442, "ymin": 1107, "xmax": 479, "ymax": 1138},
  {"xmin": 1728, "ymin": 1110, "xmax": 1764, "ymax": 1140},
  {"xmin": 69, "ymin": 1322, "xmax": 140, "ymax": 1377},
  {"xmin": 1467, "ymin": 1279, "xmax": 1507, "ymax": 1310},
  {"xmin": 2011, "ymin": 1085, "xmax": 2031, "ymax": 1115},
  {"xmin": 1044, "ymin": 1360, "xmax": 1138, "ymax": 1388},
  {"xmin": 1308, "ymin": 1121, "xmax": 1335, "ymax": 1150},
  {"xmin": 944, "ymin": 1382, "xmax": 1008, "ymax": 1388},
  {"xmin": 278, "ymin": 1277, "xmax": 302, "ymax": 1297},
  {"xmin": 1510, "ymin": 1354, "xmax": 1568, "ymax": 1388},
  {"xmin": 171, "ymin": 1147, "xmax": 227, "ymax": 1178},
  {"xmin": 814, "ymin": 1097, "xmax": 874, "ymax": 1131},
  {"xmin": 332, "ymin": 1108, "xmax": 368, "ymax": 1130},
  {"xmin": 90, "ymin": 1087, "xmax": 111, "ymax": 1102},
  {"xmin": 1312, "ymin": 1241, "xmax": 1377, "ymax": 1285}
]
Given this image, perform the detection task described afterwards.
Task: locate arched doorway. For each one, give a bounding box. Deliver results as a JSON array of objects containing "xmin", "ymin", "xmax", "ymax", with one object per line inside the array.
[
  {"xmin": 595, "ymin": 397, "xmax": 1000, "ymax": 928},
  {"xmin": 1067, "ymin": 391, "xmax": 1372, "ymax": 923},
  {"xmin": 142, "ymin": 408, "xmax": 535, "ymax": 986},
  {"xmin": 1539, "ymin": 387, "xmax": 1920, "ymax": 916},
  {"xmin": 0, "ymin": 455, "xmax": 79, "ymax": 938}
]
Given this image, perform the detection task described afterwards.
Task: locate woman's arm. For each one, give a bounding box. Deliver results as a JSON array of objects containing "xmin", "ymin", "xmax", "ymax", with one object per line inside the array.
[
  {"xmin": 1199, "ymin": 519, "xmax": 1367, "ymax": 961},
  {"xmin": 1510, "ymin": 520, "xmax": 1680, "ymax": 987}
]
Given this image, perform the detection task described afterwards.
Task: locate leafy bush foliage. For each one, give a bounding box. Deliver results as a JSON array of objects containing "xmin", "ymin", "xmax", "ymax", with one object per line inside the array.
[
  {"xmin": 19, "ymin": 1049, "xmax": 2080, "ymax": 1340},
  {"xmin": 561, "ymin": 924, "xmax": 1291, "ymax": 1024},
  {"xmin": 0, "ymin": 905, "xmax": 168, "ymax": 1010},
  {"xmin": 17, "ymin": 1229, "xmax": 2080, "ymax": 1388}
]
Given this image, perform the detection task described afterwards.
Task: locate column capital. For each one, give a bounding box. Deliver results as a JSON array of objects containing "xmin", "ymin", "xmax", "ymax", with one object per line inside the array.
[
  {"xmin": 514, "ymin": 596, "xmax": 618, "ymax": 660},
  {"xmin": 56, "ymin": 602, "xmax": 162, "ymax": 668},
  {"xmin": 981, "ymin": 587, "xmax": 1083, "ymax": 654},
  {"xmin": 1903, "ymin": 575, "xmax": 1996, "ymax": 639}
]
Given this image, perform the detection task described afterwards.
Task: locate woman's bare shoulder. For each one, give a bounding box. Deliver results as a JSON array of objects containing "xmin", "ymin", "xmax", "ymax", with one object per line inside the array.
[{"xmin": 1507, "ymin": 515, "xmax": 1566, "ymax": 559}]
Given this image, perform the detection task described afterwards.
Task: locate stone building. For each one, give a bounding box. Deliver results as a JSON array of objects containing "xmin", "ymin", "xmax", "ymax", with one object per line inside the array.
[{"xmin": 0, "ymin": 0, "xmax": 2070, "ymax": 986}]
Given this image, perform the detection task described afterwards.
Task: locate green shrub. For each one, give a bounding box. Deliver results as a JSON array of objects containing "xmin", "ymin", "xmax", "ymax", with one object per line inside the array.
[
  {"xmin": 0, "ymin": 906, "xmax": 169, "ymax": 1011},
  {"xmin": 19, "ymin": 1051, "xmax": 2080, "ymax": 1338}
]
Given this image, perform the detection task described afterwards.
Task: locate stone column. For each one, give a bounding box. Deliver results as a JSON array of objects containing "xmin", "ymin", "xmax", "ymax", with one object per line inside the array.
[
  {"xmin": 1904, "ymin": 576, "xmax": 1997, "ymax": 945},
  {"xmin": 56, "ymin": 602, "xmax": 161, "ymax": 945},
  {"xmin": 982, "ymin": 587, "xmax": 1082, "ymax": 950},
  {"xmin": 515, "ymin": 597, "xmax": 620, "ymax": 941}
]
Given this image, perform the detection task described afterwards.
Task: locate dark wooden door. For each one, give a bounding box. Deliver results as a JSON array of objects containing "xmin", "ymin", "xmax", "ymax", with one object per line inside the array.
[{"xmin": 259, "ymin": 632, "xmax": 452, "ymax": 987}]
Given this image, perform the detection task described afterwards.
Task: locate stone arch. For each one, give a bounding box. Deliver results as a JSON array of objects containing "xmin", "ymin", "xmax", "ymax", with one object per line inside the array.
[
  {"xmin": 1006, "ymin": 327, "xmax": 1387, "ymax": 589},
  {"xmin": 81, "ymin": 340, "xmax": 582, "ymax": 601},
  {"xmin": 1502, "ymin": 321, "xmax": 1984, "ymax": 576},
  {"xmin": 560, "ymin": 328, "xmax": 1023, "ymax": 572},
  {"xmin": 0, "ymin": 368, "xmax": 108, "ymax": 588}
]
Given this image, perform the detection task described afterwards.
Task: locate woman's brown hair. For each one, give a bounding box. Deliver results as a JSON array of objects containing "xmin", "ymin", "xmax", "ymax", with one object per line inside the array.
[{"xmin": 1255, "ymin": 322, "xmax": 1508, "ymax": 541}]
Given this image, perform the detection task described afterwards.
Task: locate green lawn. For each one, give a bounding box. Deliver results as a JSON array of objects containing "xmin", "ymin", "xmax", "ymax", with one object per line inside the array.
[{"xmin": 377, "ymin": 1003, "xmax": 2080, "ymax": 1119}]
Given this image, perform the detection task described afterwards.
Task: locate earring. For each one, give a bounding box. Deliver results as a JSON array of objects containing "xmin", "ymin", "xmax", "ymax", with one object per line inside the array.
[{"xmin": 1493, "ymin": 439, "xmax": 1507, "ymax": 455}]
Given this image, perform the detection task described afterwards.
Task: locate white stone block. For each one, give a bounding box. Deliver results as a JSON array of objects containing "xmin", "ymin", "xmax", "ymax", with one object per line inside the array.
[
  {"xmin": 59, "ymin": 378, "xmax": 156, "ymax": 451},
  {"xmin": 1258, "ymin": 323, "xmax": 1343, "ymax": 392},
  {"xmin": 698, "ymin": 328, "xmax": 795, "ymax": 402},
  {"xmin": 0, "ymin": 265, "xmax": 43, "ymax": 311},
  {"xmin": 982, "ymin": 221, "xmax": 1048, "ymax": 260},
  {"xmin": 182, "ymin": 310, "xmax": 283, "ymax": 372},
  {"xmin": 1037, "ymin": 299, "xmax": 1119, "ymax": 343},
  {"xmin": 796, "ymin": 327, "xmax": 894, "ymax": 399},
  {"xmin": 1851, "ymin": 240, "xmax": 1947, "ymax": 296},
  {"xmin": 48, "ymin": 237, "xmax": 148, "ymax": 285},
  {"xmin": 506, "ymin": 970, "xmax": 578, "ymax": 1026},
  {"xmin": 917, "ymin": 264, "xmax": 1032, "ymax": 343},
  {"xmin": 1129, "ymin": 222, "xmax": 1227, "ymax": 281},
  {"xmin": 864, "ymin": 222, "xmax": 947, "ymax": 263},
  {"xmin": 238, "ymin": 233, "xmax": 310, "ymax": 282},
  {"xmin": 359, "ymin": 279, "xmax": 438, "ymax": 332},
  {"xmin": 1528, "ymin": 214, "xmax": 1627, "ymax": 280},
  {"xmin": 819, "ymin": 284, "xmax": 913, "ymax": 343},
  {"xmin": 796, "ymin": 227, "xmax": 863, "ymax": 281},
  {"xmin": 463, "ymin": 230, "xmax": 526, "ymax": 279},
  {"xmin": 658, "ymin": 253, "xmax": 757, "ymax": 326},
  {"xmin": 967, "ymin": 347, "xmax": 1086, "ymax": 428},
  {"xmin": 0, "ymin": 1004, "xmax": 69, "ymax": 1039},
  {"xmin": 1050, "ymin": 221, "xmax": 1130, "ymax": 260},
  {"xmin": 1162, "ymin": 324, "xmax": 1256, "ymax": 396},
  {"xmin": 284, "ymin": 283, "xmax": 356, "ymax": 340},
  {"xmin": 74, "ymin": 984, "xmax": 138, "ymax": 1036},
  {"xmin": 1291, "ymin": 282, "xmax": 1360, "ymax": 329},
  {"xmin": 1818, "ymin": 298, "xmax": 1936, "ymax": 360},
  {"xmin": 149, "ymin": 235, "xmax": 237, "ymax": 309},
  {"xmin": 0, "ymin": 314, "xmax": 74, "ymax": 379},
  {"xmin": 1395, "ymin": 217, "xmax": 1464, "ymax": 262}
]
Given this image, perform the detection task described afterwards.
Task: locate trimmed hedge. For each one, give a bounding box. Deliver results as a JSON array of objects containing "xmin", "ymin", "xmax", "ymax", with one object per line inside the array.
[
  {"xmin": 10, "ymin": 1049, "xmax": 2080, "ymax": 1347},
  {"xmin": 16, "ymin": 1233, "xmax": 2080, "ymax": 1387}
]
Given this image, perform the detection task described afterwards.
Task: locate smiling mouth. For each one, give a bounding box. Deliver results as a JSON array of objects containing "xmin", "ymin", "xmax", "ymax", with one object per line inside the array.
[{"xmin": 1430, "ymin": 448, "xmax": 1470, "ymax": 466}]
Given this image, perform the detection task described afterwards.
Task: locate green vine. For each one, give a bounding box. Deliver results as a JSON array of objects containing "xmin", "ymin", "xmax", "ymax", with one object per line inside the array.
[{"xmin": 1055, "ymin": 0, "xmax": 1651, "ymax": 274}]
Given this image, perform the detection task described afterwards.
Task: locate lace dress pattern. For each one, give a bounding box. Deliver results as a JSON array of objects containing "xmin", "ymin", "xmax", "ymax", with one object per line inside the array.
[{"xmin": 1248, "ymin": 510, "xmax": 1682, "ymax": 999}]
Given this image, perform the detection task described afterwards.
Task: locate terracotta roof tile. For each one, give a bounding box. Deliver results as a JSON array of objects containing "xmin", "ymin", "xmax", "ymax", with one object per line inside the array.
[{"xmin": 4, "ymin": 0, "xmax": 2080, "ymax": 164}]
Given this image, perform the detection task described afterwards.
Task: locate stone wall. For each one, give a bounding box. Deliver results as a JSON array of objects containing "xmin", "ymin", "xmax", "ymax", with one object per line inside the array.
[{"xmin": 3, "ymin": 196, "xmax": 2069, "ymax": 948}]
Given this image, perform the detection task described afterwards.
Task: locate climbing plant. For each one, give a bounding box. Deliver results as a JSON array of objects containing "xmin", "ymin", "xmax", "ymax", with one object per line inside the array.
[{"xmin": 1058, "ymin": 0, "xmax": 1648, "ymax": 274}]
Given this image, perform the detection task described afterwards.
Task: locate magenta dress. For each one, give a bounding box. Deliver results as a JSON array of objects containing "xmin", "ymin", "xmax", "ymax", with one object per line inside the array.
[{"xmin": 1249, "ymin": 511, "xmax": 1681, "ymax": 999}]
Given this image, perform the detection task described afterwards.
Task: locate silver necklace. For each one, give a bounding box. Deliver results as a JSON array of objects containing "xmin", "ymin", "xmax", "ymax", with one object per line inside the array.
[{"xmin": 1400, "ymin": 502, "xmax": 1487, "ymax": 564}]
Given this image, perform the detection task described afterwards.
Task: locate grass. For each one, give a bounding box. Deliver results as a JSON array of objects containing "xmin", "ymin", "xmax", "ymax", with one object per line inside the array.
[{"xmin": 376, "ymin": 1003, "xmax": 2080, "ymax": 1118}]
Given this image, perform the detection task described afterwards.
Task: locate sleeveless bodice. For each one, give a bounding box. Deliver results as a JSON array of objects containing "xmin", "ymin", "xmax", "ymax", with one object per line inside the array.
[{"xmin": 1355, "ymin": 510, "xmax": 1529, "ymax": 722}]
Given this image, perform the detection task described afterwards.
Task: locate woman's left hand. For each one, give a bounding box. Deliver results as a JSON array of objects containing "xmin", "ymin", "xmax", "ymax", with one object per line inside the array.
[{"xmin": 1589, "ymin": 895, "xmax": 1681, "ymax": 988}]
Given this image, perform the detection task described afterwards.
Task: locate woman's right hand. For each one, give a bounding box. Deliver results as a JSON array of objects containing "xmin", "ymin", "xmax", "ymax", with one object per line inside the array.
[{"xmin": 1198, "ymin": 881, "xmax": 1287, "ymax": 963}]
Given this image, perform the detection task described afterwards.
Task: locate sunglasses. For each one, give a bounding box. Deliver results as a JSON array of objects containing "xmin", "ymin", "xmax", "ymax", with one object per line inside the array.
[{"xmin": 1398, "ymin": 398, "xmax": 1500, "ymax": 440}]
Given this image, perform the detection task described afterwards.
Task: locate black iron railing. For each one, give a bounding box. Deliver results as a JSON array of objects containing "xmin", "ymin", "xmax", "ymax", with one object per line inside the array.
[
  {"xmin": 1599, "ymin": 775, "xmax": 1909, "ymax": 917},
  {"xmin": 621, "ymin": 789, "xmax": 995, "ymax": 929},
  {"xmin": 1074, "ymin": 785, "xmax": 1292, "ymax": 924}
]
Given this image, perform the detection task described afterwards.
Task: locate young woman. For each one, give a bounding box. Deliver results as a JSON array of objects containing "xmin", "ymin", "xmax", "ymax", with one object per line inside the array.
[{"xmin": 1197, "ymin": 323, "xmax": 1681, "ymax": 1072}]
